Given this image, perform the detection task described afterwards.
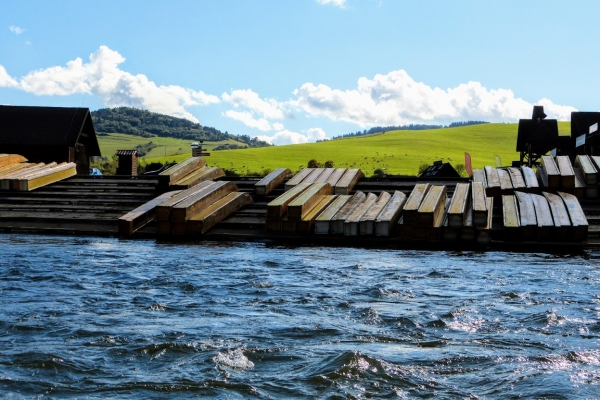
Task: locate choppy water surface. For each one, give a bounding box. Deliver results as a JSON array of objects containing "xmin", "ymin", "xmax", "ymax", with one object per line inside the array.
[{"xmin": 1, "ymin": 234, "xmax": 599, "ymax": 398}]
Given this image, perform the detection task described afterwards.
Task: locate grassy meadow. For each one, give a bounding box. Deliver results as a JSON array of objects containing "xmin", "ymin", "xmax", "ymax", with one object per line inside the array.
[{"xmin": 97, "ymin": 122, "xmax": 571, "ymax": 177}]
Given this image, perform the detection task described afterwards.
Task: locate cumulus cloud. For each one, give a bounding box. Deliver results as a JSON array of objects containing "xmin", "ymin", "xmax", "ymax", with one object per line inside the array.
[
  {"xmin": 256, "ymin": 127, "xmax": 327, "ymax": 145},
  {"xmin": 9, "ymin": 26, "xmax": 25, "ymax": 35},
  {"xmin": 223, "ymin": 110, "xmax": 273, "ymax": 131},
  {"xmin": 307, "ymin": 127, "xmax": 327, "ymax": 141},
  {"xmin": 0, "ymin": 66, "xmax": 18, "ymax": 87},
  {"xmin": 222, "ymin": 89, "xmax": 285, "ymax": 119},
  {"xmin": 16, "ymin": 45, "xmax": 219, "ymax": 122},
  {"xmin": 316, "ymin": 0, "xmax": 346, "ymax": 8},
  {"xmin": 292, "ymin": 69, "xmax": 575, "ymax": 126}
]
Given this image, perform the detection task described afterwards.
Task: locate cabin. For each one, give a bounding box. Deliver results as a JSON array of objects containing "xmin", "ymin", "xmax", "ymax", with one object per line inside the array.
[
  {"xmin": 419, "ymin": 161, "xmax": 461, "ymax": 178},
  {"xmin": 0, "ymin": 105, "xmax": 101, "ymax": 175}
]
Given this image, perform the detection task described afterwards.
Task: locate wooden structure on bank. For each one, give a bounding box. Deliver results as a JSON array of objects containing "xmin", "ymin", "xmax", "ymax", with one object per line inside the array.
[{"xmin": 0, "ymin": 106, "xmax": 101, "ymax": 175}]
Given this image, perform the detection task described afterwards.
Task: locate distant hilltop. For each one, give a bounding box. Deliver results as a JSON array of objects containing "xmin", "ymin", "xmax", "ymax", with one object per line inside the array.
[
  {"xmin": 333, "ymin": 121, "xmax": 489, "ymax": 140},
  {"xmin": 91, "ymin": 107, "xmax": 271, "ymax": 148}
]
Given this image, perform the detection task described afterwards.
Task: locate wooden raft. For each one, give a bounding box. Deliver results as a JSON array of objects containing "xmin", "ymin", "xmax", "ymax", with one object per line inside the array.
[
  {"xmin": 374, "ymin": 191, "xmax": 406, "ymax": 237},
  {"xmin": 359, "ymin": 191, "xmax": 391, "ymax": 235},
  {"xmin": 330, "ymin": 191, "xmax": 366, "ymax": 234},
  {"xmin": 314, "ymin": 195, "xmax": 351, "ymax": 235},
  {"xmin": 118, "ymin": 190, "xmax": 181, "ymax": 235},
  {"xmin": 344, "ymin": 192, "xmax": 378, "ymax": 236}
]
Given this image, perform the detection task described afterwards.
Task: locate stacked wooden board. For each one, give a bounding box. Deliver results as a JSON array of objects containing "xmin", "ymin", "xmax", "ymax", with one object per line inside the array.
[
  {"xmin": 158, "ymin": 157, "xmax": 225, "ymax": 188},
  {"xmin": 284, "ymin": 168, "xmax": 363, "ymax": 195},
  {"xmin": 153, "ymin": 180, "xmax": 252, "ymax": 235},
  {"xmin": 0, "ymin": 154, "xmax": 77, "ymax": 191}
]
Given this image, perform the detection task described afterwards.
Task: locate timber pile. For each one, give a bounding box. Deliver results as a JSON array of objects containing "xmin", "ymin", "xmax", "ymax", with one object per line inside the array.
[
  {"xmin": 0, "ymin": 154, "xmax": 77, "ymax": 191},
  {"xmin": 158, "ymin": 156, "xmax": 225, "ymax": 188},
  {"xmin": 284, "ymin": 168, "xmax": 363, "ymax": 194},
  {"xmin": 154, "ymin": 180, "xmax": 252, "ymax": 235}
]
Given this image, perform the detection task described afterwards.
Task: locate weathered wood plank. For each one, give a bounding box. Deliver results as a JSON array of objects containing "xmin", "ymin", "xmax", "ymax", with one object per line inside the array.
[
  {"xmin": 476, "ymin": 197, "xmax": 494, "ymax": 244},
  {"xmin": 428, "ymin": 199, "xmax": 450, "ymax": 242},
  {"xmin": 254, "ymin": 168, "xmax": 291, "ymax": 196},
  {"xmin": 187, "ymin": 192, "xmax": 253, "ymax": 234},
  {"xmin": 403, "ymin": 183, "xmax": 431, "ymax": 224},
  {"xmin": 174, "ymin": 166, "xmax": 225, "ymax": 187},
  {"xmin": 287, "ymin": 183, "xmax": 332, "ymax": 220},
  {"xmin": 448, "ymin": 183, "xmax": 469, "ymax": 227},
  {"xmin": 417, "ymin": 185, "xmax": 447, "ymax": 226},
  {"xmin": 375, "ymin": 190, "xmax": 406, "ymax": 237},
  {"xmin": 330, "ymin": 191, "xmax": 366, "ymax": 234},
  {"xmin": 575, "ymin": 155, "xmax": 597, "ymax": 185},
  {"xmin": 502, "ymin": 195, "xmax": 520, "ymax": 241},
  {"xmin": 285, "ymin": 169, "xmax": 313, "ymax": 190},
  {"xmin": 171, "ymin": 181, "xmax": 238, "ymax": 222},
  {"xmin": 543, "ymin": 191, "xmax": 571, "ymax": 241},
  {"xmin": 314, "ymin": 195, "xmax": 351, "ymax": 235},
  {"xmin": 515, "ymin": 191, "xmax": 537, "ymax": 241},
  {"xmin": 541, "ymin": 156, "xmax": 560, "ymax": 188},
  {"xmin": 334, "ymin": 169, "xmax": 363, "ymax": 195},
  {"xmin": 296, "ymin": 195, "xmax": 337, "ymax": 234},
  {"xmin": 344, "ymin": 192, "xmax": 378, "ymax": 236},
  {"xmin": 325, "ymin": 168, "xmax": 347, "ymax": 187},
  {"xmin": 573, "ymin": 168, "xmax": 588, "ymax": 199},
  {"xmin": 359, "ymin": 191, "xmax": 391, "ymax": 235},
  {"xmin": 118, "ymin": 190, "xmax": 181, "ymax": 236},
  {"xmin": 2, "ymin": 163, "xmax": 58, "ymax": 190},
  {"xmin": 0, "ymin": 162, "xmax": 34, "ymax": 177},
  {"xmin": 507, "ymin": 167, "xmax": 526, "ymax": 190},
  {"xmin": 302, "ymin": 168, "xmax": 325, "ymax": 184},
  {"xmin": 266, "ymin": 182, "xmax": 312, "ymax": 218},
  {"xmin": 159, "ymin": 157, "xmax": 207, "ymax": 185},
  {"xmin": 155, "ymin": 181, "xmax": 216, "ymax": 220},
  {"xmin": 558, "ymin": 191, "xmax": 588, "ymax": 241},
  {"xmin": 18, "ymin": 163, "xmax": 77, "ymax": 191},
  {"xmin": 314, "ymin": 168, "xmax": 336, "ymax": 184},
  {"xmin": 556, "ymin": 155, "xmax": 575, "ymax": 188},
  {"xmin": 460, "ymin": 201, "xmax": 475, "ymax": 241},
  {"xmin": 497, "ymin": 168, "xmax": 513, "ymax": 195},
  {"xmin": 472, "ymin": 169, "xmax": 487, "ymax": 187},
  {"xmin": 521, "ymin": 166, "xmax": 539, "ymax": 193},
  {"xmin": 484, "ymin": 166, "xmax": 501, "ymax": 197},
  {"xmin": 530, "ymin": 193, "xmax": 554, "ymax": 241},
  {"xmin": 471, "ymin": 181, "xmax": 488, "ymax": 227},
  {"xmin": 0, "ymin": 154, "xmax": 27, "ymax": 168}
]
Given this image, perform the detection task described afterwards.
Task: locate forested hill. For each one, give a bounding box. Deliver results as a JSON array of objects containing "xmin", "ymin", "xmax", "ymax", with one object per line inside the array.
[{"xmin": 91, "ymin": 107, "xmax": 271, "ymax": 148}]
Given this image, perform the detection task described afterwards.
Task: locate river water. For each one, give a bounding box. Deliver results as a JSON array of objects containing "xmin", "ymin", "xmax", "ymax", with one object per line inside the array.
[{"xmin": 0, "ymin": 234, "xmax": 599, "ymax": 398}]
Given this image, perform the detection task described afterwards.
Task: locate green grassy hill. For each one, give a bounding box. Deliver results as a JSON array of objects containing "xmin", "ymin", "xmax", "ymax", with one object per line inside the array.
[{"xmin": 98, "ymin": 122, "xmax": 571, "ymax": 177}]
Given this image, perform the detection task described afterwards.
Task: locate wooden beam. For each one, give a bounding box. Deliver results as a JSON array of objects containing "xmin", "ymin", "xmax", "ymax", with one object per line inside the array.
[
  {"xmin": 314, "ymin": 195, "xmax": 351, "ymax": 234},
  {"xmin": 296, "ymin": 195, "xmax": 337, "ymax": 234},
  {"xmin": 417, "ymin": 185, "xmax": 447, "ymax": 226},
  {"xmin": 556, "ymin": 156, "xmax": 575, "ymax": 188},
  {"xmin": 472, "ymin": 169, "xmax": 487, "ymax": 187},
  {"xmin": 507, "ymin": 167, "xmax": 526, "ymax": 190},
  {"xmin": 325, "ymin": 168, "xmax": 347, "ymax": 186},
  {"xmin": 254, "ymin": 168, "xmax": 291, "ymax": 196},
  {"xmin": 287, "ymin": 183, "xmax": 333, "ymax": 220},
  {"xmin": 359, "ymin": 191, "xmax": 391, "ymax": 235},
  {"xmin": 266, "ymin": 182, "xmax": 312, "ymax": 218},
  {"xmin": 484, "ymin": 166, "xmax": 501, "ymax": 197},
  {"xmin": 155, "ymin": 181, "xmax": 216, "ymax": 221},
  {"xmin": 18, "ymin": 163, "xmax": 77, "ymax": 191},
  {"xmin": 118, "ymin": 190, "xmax": 181, "ymax": 236},
  {"xmin": 330, "ymin": 191, "xmax": 366, "ymax": 234},
  {"xmin": 284, "ymin": 169, "xmax": 313, "ymax": 190},
  {"xmin": 502, "ymin": 195, "xmax": 520, "ymax": 241},
  {"xmin": 403, "ymin": 183, "xmax": 431, "ymax": 224},
  {"xmin": 558, "ymin": 191, "xmax": 588, "ymax": 241},
  {"xmin": 573, "ymin": 168, "xmax": 587, "ymax": 199},
  {"xmin": 447, "ymin": 183, "xmax": 470, "ymax": 227},
  {"xmin": 540, "ymin": 156, "xmax": 560, "ymax": 188},
  {"xmin": 396, "ymin": 216, "xmax": 413, "ymax": 240},
  {"xmin": 476, "ymin": 197, "xmax": 494, "ymax": 244},
  {"xmin": 428, "ymin": 199, "xmax": 450, "ymax": 242},
  {"xmin": 280, "ymin": 216, "xmax": 296, "ymax": 234},
  {"xmin": 334, "ymin": 169, "xmax": 363, "ymax": 195},
  {"xmin": 174, "ymin": 166, "xmax": 225, "ymax": 187},
  {"xmin": 530, "ymin": 193, "xmax": 554, "ymax": 241},
  {"xmin": 497, "ymin": 168, "xmax": 513, "ymax": 195},
  {"xmin": 472, "ymin": 181, "xmax": 488, "ymax": 227},
  {"xmin": 543, "ymin": 191, "xmax": 571, "ymax": 241},
  {"xmin": 314, "ymin": 168, "xmax": 336, "ymax": 184},
  {"xmin": 0, "ymin": 162, "xmax": 34, "ymax": 177},
  {"xmin": 301, "ymin": 168, "xmax": 325, "ymax": 184},
  {"xmin": 515, "ymin": 191, "xmax": 537, "ymax": 241},
  {"xmin": 344, "ymin": 192, "xmax": 378, "ymax": 236},
  {"xmin": 187, "ymin": 192, "xmax": 253, "ymax": 234},
  {"xmin": 0, "ymin": 154, "xmax": 27, "ymax": 168},
  {"xmin": 521, "ymin": 166, "xmax": 539, "ymax": 193},
  {"xmin": 575, "ymin": 155, "xmax": 597, "ymax": 185},
  {"xmin": 375, "ymin": 190, "xmax": 406, "ymax": 237},
  {"xmin": 461, "ymin": 203, "xmax": 475, "ymax": 242},
  {"xmin": 159, "ymin": 157, "xmax": 207, "ymax": 185},
  {"xmin": 1, "ymin": 163, "xmax": 57, "ymax": 190},
  {"xmin": 170, "ymin": 181, "xmax": 238, "ymax": 222}
]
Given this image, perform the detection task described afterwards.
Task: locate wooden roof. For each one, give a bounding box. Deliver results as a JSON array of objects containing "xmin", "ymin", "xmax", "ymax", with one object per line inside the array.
[{"xmin": 0, "ymin": 105, "xmax": 101, "ymax": 156}]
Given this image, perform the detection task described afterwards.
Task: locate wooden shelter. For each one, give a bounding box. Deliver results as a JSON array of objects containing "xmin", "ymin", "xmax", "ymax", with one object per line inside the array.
[{"xmin": 0, "ymin": 106, "xmax": 101, "ymax": 175}]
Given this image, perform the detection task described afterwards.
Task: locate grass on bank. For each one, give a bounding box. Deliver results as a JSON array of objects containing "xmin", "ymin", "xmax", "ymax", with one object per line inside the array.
[{"xmin": 97, "ymin": 122, "xmax": 571, "ymax": 177}]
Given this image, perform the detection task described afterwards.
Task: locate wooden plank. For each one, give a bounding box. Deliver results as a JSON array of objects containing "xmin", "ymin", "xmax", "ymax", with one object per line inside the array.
[
  {"xmin": 301, "ymin": 168, "xmax": 325, "ymax": 184},
  {"xmin": 575, "ymin": 155, "xmax": 597, "ymax": 185},
  {"xmin": 442, "ymin": 212, "xmax": 459, "ymax": 242},
  {"xmin": 296, "ymin": 195, "xmax": 337, "ymax": 234},
  {"xmin": 254, "ymin": 168, "xmax": 291, "ymax": 196},
  {"xmin": 118, "ymin": 190, "xmax": 181, "ymax": 236},
  {"xmin": 19, "ymin": 163, "xmax": 77, "ymax": 191},
  {"xmin": 447, "ymin": 183, "xmax": 470, "ymax": 227},
  {"xmin": 171, "ymin": 181, "xmax": 238, "ymax": 222},
  {"xmin": 536, "ymin": 165, "xmax": 549, "ymax": 188},
  {"xmin": 325, "ymin": 168, "xmax": 347, "ymax": 187},
  {"xmin": 556, "ymin": 156, "xmax": 575, "ymax": 188},
  {"xmin": 159, "ymin": 157, "xmax": 207, "ymax": 185},
  {"xmin": 2, "ymin": 163, "xmax": 58, "ymax": 190},
  {"xmin": 558, "ymin": 191, "xmax": 588, "ymax": 242},
  {"xmin": 476, "ymin": 197, "xmax": 494, "ymax": 244},
  {"xmin": 543, "ymin": 191, "xmax": 571, "ymax": 241},
  {"xmin": 403, "ymin": 183, "xmax": 431, "ymax": 224},
  {"xmin": 502, "ymin": 195, "xmax": 520, "ymax": 241},
  {"xmin": 359, "ymin": 191, "xmax": 391, "ymax": 235},
  {"xmin": 573, "ymin": 168, "xmax": 588, "ymax": 199},
  {"xmin": 472, "ymin": 181, "xmax": 488, "ymax": 227},
  {"xmin": 334, "ymin": 169, "xmax": 363, "ymax": 195},
  {"xmin": 330, "ymin": 191, "xmax": 366, "ymax": 234},
  {"xmin": 521, "ymin": 166, "xmax": 539, "ymax": 193},
  {"xmin": 155, "ymin": 181, "xmax": 216, "ymax": 220},
  {"xmin": 314, "ymin": 168, "xmax": 336, "ymax": 184},
  {"xmin": 484, "ymin": 166, "xmax": 501, "ymax": 197},
  {"xmin": 530, "ymin": 193, "xmax": 554, "ymax": 241},
  {"xmin": 375, "ymin": 190, "xmax": 407, "ymax": 237},
  {"xmin": 0, "ymin": 154, "xmax": 27, "ymax": 168},
  {"xmin": 287, "ymin": 183, "xmax": 333, "ymax": 220},
  {"xmin": 417, "ymin": 185, "xmax": 447, "ymax": 226},
  {"xmin": 428, "ymin": 199, "xmax": 450, "ymax": 242},
  {"xmin": 285, "ymin": 169, "xmax": 313, "ymax": 191},
  {"xmin": 507, "ymin": 167, "xmax": 526, "ymax": 190},
  {"xmin": 515, "ymin": 191, "xmax": 537, "ymax": 241},
  {"xmin": 0, "ymin": 163, "xmax": 47, "ymax": 189},
  {"xmin": 188, "ymin": 192, "xmax": 253, "ymax": 234},
  {"xmin": 497, "ymin": 168, "xmax": 513, "ymax": 195},
  {"xmin": 541, "ymin": 156, "xmax": 560, "ymax": 188},
  {"xmin": 314, "ymin": 195, "xmax": 351, "ymax": 235},
  {"xmin": 0, "ymin": 162, "xmax": 34, "ymax": 177},
  {"xmin": 460, "ymin": 202, "xmax": 475, "ymax": 242},
  {"xmin": 266, "ymin": 182, "xmax": 312, "ymax": 218},
  {"xmin": 344, "ymin": 192, "xmax": 378, "ymax": 236},
  {"xmin": 472, "ymin": 169, "xmax": 487, "ymax": 187},
  {"xmin": 174, "ymin": 167, "xmax": 225, "ymax": 187}
]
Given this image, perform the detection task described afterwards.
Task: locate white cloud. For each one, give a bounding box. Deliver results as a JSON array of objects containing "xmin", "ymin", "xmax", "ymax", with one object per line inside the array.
[
  {"xmin": 255, "ymin": 127, "xmax": 327, "ymax": 145},
  {"xmin": 0, "ymin": 66, "xmax": 18, "ymax": 87},
  {"xmin": 17, "ymin": 45, "xmax": 219, "ymax": 122},
  {"xmin": 9, "ymin": 26, "xmax": 25, "ymax": 35},
  {"xmin": 307, "ymin": 127, "xmax": 327, "ymax": 141},
  {"xmin": 316, "ymin": 0, "xmax": 346, "ymax": 8},
  {"xmin": 222, "ymin": 89, "xmax": 285, "ymax": 119},
  {"xmin": 292, "ymin": 69, "xmax": 576, "ymax": 126},
  {"xmin": 223, "ymin": 110, "xmax": 273, "ymax": 131}
]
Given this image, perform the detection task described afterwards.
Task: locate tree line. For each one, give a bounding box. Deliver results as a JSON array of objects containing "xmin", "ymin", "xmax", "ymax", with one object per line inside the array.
[{"xmin": 333, "ymin": 121, "xmax": 489, "ymax": 139}]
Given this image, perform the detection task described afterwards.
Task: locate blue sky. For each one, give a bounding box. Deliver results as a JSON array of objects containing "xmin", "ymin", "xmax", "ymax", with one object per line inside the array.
[{"xmin": 2, "ymin": 0, "xmax": 599, "ymax": 144}]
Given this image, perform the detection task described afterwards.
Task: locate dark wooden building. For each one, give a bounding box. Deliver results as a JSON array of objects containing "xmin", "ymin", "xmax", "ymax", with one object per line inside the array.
[
  {"xmin": 418, "ymin": 161, "xmax": 461, "ymax": 178},
  {"xmin": 0, "ymin": 105, "xmax": 101, "ymax": 175}
]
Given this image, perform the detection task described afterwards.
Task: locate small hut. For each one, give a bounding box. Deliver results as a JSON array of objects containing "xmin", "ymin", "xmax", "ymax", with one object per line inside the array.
[
  {"xmin": 115, "ymin": 150, "xmax": 138, "ymax": 176},
  {"xmin": 0, "ymin": 105, "xmax": 101, "ymax": 175}
]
